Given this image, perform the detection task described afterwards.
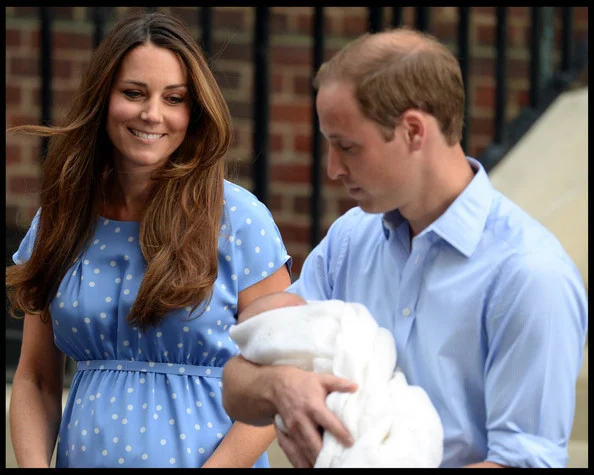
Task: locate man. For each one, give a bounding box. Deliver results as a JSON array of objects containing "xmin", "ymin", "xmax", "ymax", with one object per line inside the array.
[{"xmin": 222, "ymin": 28, "xmax": 588, "ymax": 468}]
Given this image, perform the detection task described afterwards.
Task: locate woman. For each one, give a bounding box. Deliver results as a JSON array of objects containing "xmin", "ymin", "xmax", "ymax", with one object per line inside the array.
[{"xmin": 6, "ymin": 10, "xmax": 291, "ymax": 468}]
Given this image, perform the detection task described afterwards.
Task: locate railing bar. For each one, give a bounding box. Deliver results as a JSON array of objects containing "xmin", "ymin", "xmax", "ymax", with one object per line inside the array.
[{"xmin": 253, "ymin": 7, "xmax": 270, "ymax": 204}]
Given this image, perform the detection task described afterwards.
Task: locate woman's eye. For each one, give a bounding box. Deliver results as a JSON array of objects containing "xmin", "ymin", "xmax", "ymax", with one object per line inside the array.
[
  {"xmin": 167, "ymin": 96, "xmax": 186, "ymax": 104},
  {"xmin": 123, "ymin": 90, "xmax": 142, "ymax": 99}
]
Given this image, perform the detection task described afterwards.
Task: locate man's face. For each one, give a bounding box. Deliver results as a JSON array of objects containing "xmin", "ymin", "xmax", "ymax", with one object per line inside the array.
[{"xmin": 316, "ymin": 81, "xmax": 416, "ymax": 214}]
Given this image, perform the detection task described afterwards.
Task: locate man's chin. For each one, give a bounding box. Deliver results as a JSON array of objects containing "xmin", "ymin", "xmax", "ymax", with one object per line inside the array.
[{"xmin": 356, "ymin": 201, "xmax": 383, "ymax": 214}]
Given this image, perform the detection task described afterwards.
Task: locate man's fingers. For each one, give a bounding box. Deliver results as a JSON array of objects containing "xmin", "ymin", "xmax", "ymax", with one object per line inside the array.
[
  {"xmin": 276, "ymin": 426, "xmax": 313, "ymax": 468},
  {"xmin": 320, "ymin": 373, "xmax": 358, "ymax": 393},
  {"xmin": 313, "ymin": 404, "xmax": 355, "ymax": 448},
  {"xmin": 294, "ymin": 417, "xmax": 324, "ymax": 466}
]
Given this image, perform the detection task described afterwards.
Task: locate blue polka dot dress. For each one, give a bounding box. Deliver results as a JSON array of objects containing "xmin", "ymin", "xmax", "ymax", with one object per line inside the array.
[{"xmin": 13, "ymin": 181, "xmax": 292, "ymax": 468}]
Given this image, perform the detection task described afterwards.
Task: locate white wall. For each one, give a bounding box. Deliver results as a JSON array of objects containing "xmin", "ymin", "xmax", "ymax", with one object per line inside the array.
[{"xmin": 488, "ymin": 87, "xmax": 588, "ymax": 290}]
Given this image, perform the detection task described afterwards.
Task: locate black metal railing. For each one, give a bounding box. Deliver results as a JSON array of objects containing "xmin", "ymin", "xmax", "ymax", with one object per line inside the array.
[
  {"xmin": 26, "ymin": 6, "xmax": 588, "ymax": 245},
  {"xmin": 5, "ymin": 6, "xmax": 588, "ymax": 373}
]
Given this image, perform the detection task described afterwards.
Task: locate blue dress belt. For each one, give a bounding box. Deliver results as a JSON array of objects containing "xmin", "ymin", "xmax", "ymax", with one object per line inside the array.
[{"xmin": 76, "ymin": 360, "xmax": 224, "ymax": 378}]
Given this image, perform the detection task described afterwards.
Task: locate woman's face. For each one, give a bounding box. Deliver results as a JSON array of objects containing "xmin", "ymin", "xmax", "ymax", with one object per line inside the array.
[{"xmin": 106, "ymin": 42, "xmax": 192, "ymax": 173}]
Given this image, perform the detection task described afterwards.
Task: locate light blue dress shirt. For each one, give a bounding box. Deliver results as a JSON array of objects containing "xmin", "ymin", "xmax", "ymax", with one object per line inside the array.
[{"xmin": 288, "ymin": 157, "xmax": 588, "ymax": 468}]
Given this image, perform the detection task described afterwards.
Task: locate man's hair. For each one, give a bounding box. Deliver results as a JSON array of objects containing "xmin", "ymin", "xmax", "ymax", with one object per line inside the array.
[{"xmin": 314, "ymin": 27, "xmax": 465, "ymax": 145}]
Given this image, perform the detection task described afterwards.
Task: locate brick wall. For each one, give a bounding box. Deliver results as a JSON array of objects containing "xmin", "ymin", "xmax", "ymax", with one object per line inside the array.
[{"xmin": 5, "ymin": 6, "xmax": 589, "ymax": 274}]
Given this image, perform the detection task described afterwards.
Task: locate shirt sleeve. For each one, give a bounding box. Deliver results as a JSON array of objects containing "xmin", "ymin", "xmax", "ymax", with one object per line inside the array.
[
  {"xmin": 221, "ymin": 185, "xmax": 292, "ymax": 293},
  {"xmin": 12, "ymin": 208, "xmax": 42, "ymax": 265},
  {"xmin": 483, "ymin": 251, "xmax": 588, "ymax": 468},
  {"xmin": 288, "ymin": 208, "xmax": 356, "ymax": 300}
]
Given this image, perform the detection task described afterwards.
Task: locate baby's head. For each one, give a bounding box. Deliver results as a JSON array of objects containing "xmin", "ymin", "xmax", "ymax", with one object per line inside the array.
[{"xmin": 238, "ymin": 292, "xmax": 306, "ymax": 323}]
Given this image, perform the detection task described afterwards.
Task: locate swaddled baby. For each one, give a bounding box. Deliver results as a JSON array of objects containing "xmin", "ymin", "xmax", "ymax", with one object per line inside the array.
[{"xmin": 230, "ymin": 292, "xmax": 444, "ymax": 468}]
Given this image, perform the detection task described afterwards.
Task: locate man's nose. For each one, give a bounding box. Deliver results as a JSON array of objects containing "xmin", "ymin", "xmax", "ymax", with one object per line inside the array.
[{"xmin": 326, "ymin": 147, "xmax": 347, "ymax": 180}]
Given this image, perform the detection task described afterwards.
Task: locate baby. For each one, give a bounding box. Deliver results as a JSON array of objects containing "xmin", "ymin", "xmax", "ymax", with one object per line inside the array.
[{"xmin": 231, "ymin": 291, "xmax": 444, "ymax": 468}]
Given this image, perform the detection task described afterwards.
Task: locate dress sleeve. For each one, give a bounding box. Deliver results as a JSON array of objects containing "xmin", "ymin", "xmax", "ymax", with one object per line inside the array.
[
  {"xmin": 12, "ymin": 208, "xmax": 41, "ymax": 265},
  {"xmin": 221, "ymin": 185, "xmax": 292, "ymax": 293}
]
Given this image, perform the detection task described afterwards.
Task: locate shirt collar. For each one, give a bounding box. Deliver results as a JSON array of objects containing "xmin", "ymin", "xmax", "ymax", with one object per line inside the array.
[{"xmin": 381, "ymin": 157, "xmax": 493, "ymax": 257}]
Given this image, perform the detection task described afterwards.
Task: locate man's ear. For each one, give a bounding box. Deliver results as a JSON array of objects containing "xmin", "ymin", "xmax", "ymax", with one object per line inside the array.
[{"xmin": 401, "ymin": 110, "xmax": 426, "ymax": 151}]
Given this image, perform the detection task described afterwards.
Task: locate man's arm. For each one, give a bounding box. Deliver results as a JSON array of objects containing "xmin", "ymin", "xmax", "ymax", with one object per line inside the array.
[
  {"xmin": 222, "ymin": 355, "xmax": 357, "ymax": 467},
  {"xmin": 480, "ymin": 253, "xmax": 587, "ymax": 468}
]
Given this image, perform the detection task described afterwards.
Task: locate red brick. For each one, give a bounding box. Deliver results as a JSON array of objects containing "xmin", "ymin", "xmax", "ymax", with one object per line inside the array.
[
  {"xmin": 294, "ymin": 134, "xmax": 311, "ymax": 154},
  {"xmin": 473, "ymin": 7, "xmax": 495, "ymax": 16},
  {"xmin": 6, "ymin": 28, "xmax": 21, "ymax": 47},
  {"xmin": 294, "ymin": 74, "xmax": 314, "ymax": 96},
  {"xmin": 53, "ymin": 31, "xmax": 93, "ymax": 51},
  {"xmin": 474, "ymin": 84, "xmax": 495, "ymax": 109},
  {"xmin": 323, "ymin": 173, "xmax": 346, "ymax": 188},
  {"xmin": 270, "ymin": 103, "xmax": 312, "ymax": 124},
  {"xmin": 338, "ymin": 198, "xmax": 357, "ymax": 216},
  {"xmin": 53, "ymin": 7, "xmax": 76, "ymax": 21},
  {"xmin": 267, "ymin": 192, "xmax": 283, "ymax": 213},
  {"xmin": 471, "ymin": 57, "xmax": 494, "ymax": 77},
  {"xmin": 508, "ymin": 58, "xmax": 529, "ymax": 80},
  {"xmin": 469, "ymin": 116, "xmax": 494, "ymax": 136},
  {"xmin": 6, "ymin": 145, "xmax": 21, "ymax": 165},
  {"xmin": 476, "ymin": 23, "xmax": 495, "ymax": 46},
  {"xmin": 271, "ymin": 163, "xmax": 310, "ymax": 183},
  {"xmin": 214, "ymin": 9, "xmax": 247, "ymax": 31},
  {"xmin": 271, "ymin": 72, "xmax": 284, "ymax": 94},
  {"xmin": 296, "ymin": 13, "xmax": 334, "ymax": 35},
  {"xmin": 227, "ymin": 101, "xmax": 251, "ymax": 120},
  {"xmin": 7, "ymin": 114, "xmax": 40, "ymax": 127},
  {"xmin": 509, "ymin": 7, "xmax": 529, "ymax": 19},
  {"xmin": 5, "ymin": 86, "xmax": 22, "ymax": 106},
  {"xmin": 11, "ymin": 56, "xmax": 38, "ymax": 76},
  {"xmin": 213, "ymin": 41, "xmax": 250, "ymax": 62},
  {"xmin": 12, "ymin": 7, "xmax": 37, "ymax": 18},
  {"xmin": 270, "ymin": 133, "xmax": 283, "ymax": 152},
  {"xmin": 343, "ymin": 13, "xmax": 368, "ymax": 36},
  {"xmin": 213, "ymin": 70, "xmax": 241, "ymax": 90},
  {"xmin": 516, "ymin": 89, "xmax": 529, "ymax": 109},
  {"xmin": 52, "ymin": 89, "xmax": 78, "ymax": 107},
  {"xmin": 271, "ymin": 45, "xmax": 312, "ymax": 66},
  {"xmin": 9, "ymin": 175, "xmax": 40, "ymax": 194},
  {"xmin": 53, "ymin": 59, "xmax": 73, "ymax": 79},
  {"xmin": 271, "ymin": 11, "xmax": 289, "ymax": 34},
  {"xmin": 276, "ymin": 222, "xmax": 310, "ymax": 245},
  {"xmin": 432, "ymin": 19, "xmax": 457, "ymax": 43}
]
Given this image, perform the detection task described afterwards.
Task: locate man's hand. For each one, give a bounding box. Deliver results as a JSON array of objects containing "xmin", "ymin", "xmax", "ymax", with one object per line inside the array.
[{"xmin": 271, "ymin": 366, "xmax": 357, "ymax": 468}]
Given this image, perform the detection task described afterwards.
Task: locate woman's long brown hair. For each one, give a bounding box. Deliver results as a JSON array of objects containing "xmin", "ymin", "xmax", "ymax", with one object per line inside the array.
[{"xmin": 6, "ymin": 11, "xmax": 232, "ymax": 331}]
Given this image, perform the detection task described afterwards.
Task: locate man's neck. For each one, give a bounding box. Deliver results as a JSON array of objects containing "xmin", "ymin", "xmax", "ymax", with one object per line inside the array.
[{"xmin": 405, "ymin": 144, "xmax": 475, "ymax": 239}]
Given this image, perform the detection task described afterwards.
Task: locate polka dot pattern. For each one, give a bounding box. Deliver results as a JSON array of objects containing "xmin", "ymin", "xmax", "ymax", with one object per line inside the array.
[{"xmin": 12, "ymin": 182, "xmax": 291, "ymax": 468}]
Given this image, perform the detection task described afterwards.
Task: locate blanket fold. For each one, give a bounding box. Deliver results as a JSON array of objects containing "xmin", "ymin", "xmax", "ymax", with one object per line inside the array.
[{"xmin": 229, "ymin": 299, "xmax": 444, "ymax": 468}]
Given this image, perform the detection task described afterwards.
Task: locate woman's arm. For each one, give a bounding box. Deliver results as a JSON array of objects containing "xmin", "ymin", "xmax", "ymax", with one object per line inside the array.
[
  {"xmin": 201, "ymin": 267, "xmax": 290, "ymax": 467},
  {"xmin": 201, "ymin": 422, "xmax": 276, "ymax": 468},
  {"xmin": 10, "ymin": 312, "xmax": 66, "ymax": 468}
]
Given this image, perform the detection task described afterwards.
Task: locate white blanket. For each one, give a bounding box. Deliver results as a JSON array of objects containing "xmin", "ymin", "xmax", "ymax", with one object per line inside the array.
[{"xmin": 229, "ymin": 299, "xmax": 444, "ymax": 468}]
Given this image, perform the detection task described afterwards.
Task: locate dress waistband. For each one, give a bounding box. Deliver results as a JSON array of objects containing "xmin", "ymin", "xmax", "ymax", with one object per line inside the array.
[{"xmin": 76, "ymin": 360, "xmax": 223, "ymax": 378}]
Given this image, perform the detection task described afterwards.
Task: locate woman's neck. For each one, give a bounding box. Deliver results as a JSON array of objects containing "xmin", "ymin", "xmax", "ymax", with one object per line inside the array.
[{"xmin": 101, "ymin": 168, "xmax": 155, "ymax": 221}]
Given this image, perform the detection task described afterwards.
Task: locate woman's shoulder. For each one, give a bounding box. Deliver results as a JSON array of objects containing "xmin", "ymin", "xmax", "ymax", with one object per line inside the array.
[
  {"xmin": 223, "ymin": 179, "xmax": 262, "ymax": 206},
  {"xmin": 223, "ymin": 180, "xmax": 275, "ymax": 221}
]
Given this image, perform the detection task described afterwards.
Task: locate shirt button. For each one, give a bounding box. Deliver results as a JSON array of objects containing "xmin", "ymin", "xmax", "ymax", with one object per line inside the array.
[{"xmin": 402, "ymin": 308, "xmax": 411, "ymax": 317}]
